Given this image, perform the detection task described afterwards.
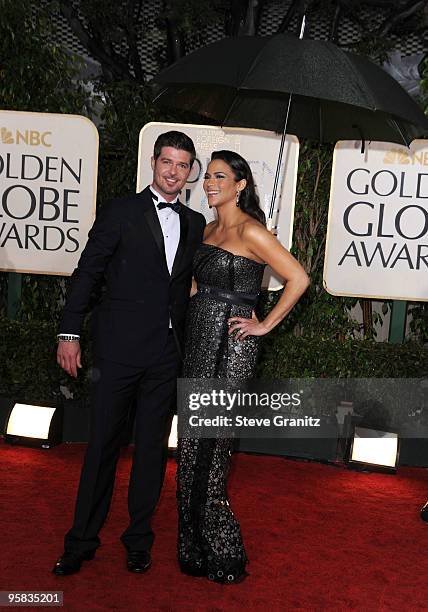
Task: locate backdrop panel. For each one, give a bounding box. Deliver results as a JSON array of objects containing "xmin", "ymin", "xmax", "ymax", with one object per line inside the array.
[
  {"xmin": 0, "ymin": 111, "xmax": 98, "ymax": 276},
  {"xmin": 324, "ymin": 139, "xmax": 428, "ymax": 301}
]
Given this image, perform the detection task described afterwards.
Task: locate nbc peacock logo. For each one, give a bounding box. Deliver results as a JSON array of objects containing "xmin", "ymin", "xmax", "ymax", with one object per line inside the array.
[
  {"xmin": 383, "ymin": 147, "xmax": 428, "ymax": 166},
  {"xmin": 1, "ymin": 127, "xmax": 14, "ymax": 144}
]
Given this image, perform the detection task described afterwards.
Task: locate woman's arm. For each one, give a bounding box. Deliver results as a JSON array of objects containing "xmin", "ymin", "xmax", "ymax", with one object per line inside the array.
[
  {"xmin": 228, "ymin": 224, "xmax": 309, "ymax": 340},
  {"xmin": 190, "ymin": 277, "xmax": 198, "ymax": 297}
]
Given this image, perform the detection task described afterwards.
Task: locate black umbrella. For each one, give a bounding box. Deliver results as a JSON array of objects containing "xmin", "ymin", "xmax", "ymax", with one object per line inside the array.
[
  {"xmin": 154, "ymin": 31, "xmax": 428, "ymax": 143},
  {"xmin": 153, "ymin": 29, "xmax": 428, "ymax": 219}
]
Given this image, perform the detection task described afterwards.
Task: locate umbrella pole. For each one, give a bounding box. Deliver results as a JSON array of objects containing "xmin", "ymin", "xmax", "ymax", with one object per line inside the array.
[
  {"xmin": 267, "ymin": 93, "xmax": 292, "ymax": 229},
  {"xmin": 267, "ymin": 15, "xmax": 306, "ymax": 231}
]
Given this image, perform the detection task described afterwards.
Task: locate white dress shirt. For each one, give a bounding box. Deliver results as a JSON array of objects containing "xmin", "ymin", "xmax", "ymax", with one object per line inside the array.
[
  {"xmin": 150, "ymin": 186, "xmax": 182, "ymax": 330},
  {"xmin": 150, "ymin": 186, "xmax": 181, "ymax": 274}
]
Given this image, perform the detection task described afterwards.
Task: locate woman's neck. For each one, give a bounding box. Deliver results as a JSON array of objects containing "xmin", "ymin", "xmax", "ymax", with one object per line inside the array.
[{"xmin": 216, "ymin": 204, "xmax": 244, "ymax": 231}]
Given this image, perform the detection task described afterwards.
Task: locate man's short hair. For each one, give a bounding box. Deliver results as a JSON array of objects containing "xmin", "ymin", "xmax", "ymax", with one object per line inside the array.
[{"xmin": 153, "ymin": 131, "xmax": 196, "ymax": 167}]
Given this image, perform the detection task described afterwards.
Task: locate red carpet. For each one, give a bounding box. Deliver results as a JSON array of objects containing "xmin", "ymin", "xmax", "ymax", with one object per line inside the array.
[{"xmin": 1, "ymin": 439, "xmax": 427, "ymax": 611}]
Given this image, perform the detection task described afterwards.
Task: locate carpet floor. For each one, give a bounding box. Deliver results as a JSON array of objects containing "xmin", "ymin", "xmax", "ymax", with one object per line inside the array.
[{"xmin": 1, "ymin": 440, "xmax": 427, "ymax": 611}]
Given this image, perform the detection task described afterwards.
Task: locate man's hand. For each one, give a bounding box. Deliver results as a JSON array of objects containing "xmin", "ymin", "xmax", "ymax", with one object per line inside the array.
[{"xmin": 57, "ymin": 341, "xmax": 82, "ymax": 378}]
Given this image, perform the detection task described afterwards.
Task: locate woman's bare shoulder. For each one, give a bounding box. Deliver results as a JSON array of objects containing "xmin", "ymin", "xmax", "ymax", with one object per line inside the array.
[{"xmin": 240, "ymin": 217, "xmax": 269, "ymax": 241}]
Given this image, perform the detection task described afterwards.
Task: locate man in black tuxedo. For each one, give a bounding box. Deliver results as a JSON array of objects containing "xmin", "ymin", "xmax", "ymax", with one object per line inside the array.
[{"xmin": 53, "ymin": 131, "xmax": 205, "ymax": 576}]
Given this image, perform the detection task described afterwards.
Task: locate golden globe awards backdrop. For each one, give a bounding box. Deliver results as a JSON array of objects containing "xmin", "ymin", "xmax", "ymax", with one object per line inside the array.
[
  {"xmin": 137, "ymin": 122, "xmax": 299, "ymax": 290},
  {"xmin": 324, "ymin": 140, "xmax": 428, "ymax": 301},
  {"xmin": 0, "ymin": 111, "xmax": 98, "ymax": 276}
]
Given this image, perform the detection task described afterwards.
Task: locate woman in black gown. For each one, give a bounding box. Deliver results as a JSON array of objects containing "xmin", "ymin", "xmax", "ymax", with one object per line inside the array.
[{"xmin": 177, "ymin": 150, "xmax": 309, "ymax": 583}]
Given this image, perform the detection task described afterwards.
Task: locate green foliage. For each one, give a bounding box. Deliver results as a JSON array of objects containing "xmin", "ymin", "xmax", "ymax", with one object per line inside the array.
[
  {"xmin": 0, "ymin": 0, "xmax": 88, "ymax": 114},
  {"xmin": 258, "ymin": 334, "xmax": 428, "ymax": 378},
  {"xmin": 408, "ymin": 300, "xmax": 428, "ymax": 344},
  {"xmin": 19, "ymin": 275, "xmax": 67, "ymax": 323},
  {"xmin": 0, "ymin": 0, "xmax": 94, "ymax": 321},
  {"xmin": 352, "ymin": 35, "xmax": 394, "ymax": 64},
  {"xmin": 96, "ymin": 80, "xmax": 160, "ymax": 200},
  {"xmin": 159, "ymin": 0, "xmax": 226, "ymax": 35},
  {"xmin": 0, "ymin": 318, "xmax": 90, "ymax": 403},
  {"xmin": 76, "ymin": 0, "xmax": 137, "ymax": 48},
  {"xmin": 0, "ymin": 274, "xmax": 7, "ymax": 316},
  {"xmin": 421, "ymin": 55, "xmax": 428, "ymax": 106},
  {"xmin": 407, "ymin": 56, "xmax": 428, "ymax": 343},
  {"xmin": 1, "ymin": 317, "xmax": 426, "ymax": 407}
]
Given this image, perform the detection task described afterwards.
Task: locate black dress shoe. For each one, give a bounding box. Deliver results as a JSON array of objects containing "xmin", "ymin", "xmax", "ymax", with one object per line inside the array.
[
  {"xmin": 127, "ymin": 550, "xmax": 152, "ymax": 573},
  {"xmin": 421, "ymin": 500, "xmax": 428, "ymax": 522},
  {"xmin": 52, "ymin": 550, "xmax": 95, "ymax": 576}
]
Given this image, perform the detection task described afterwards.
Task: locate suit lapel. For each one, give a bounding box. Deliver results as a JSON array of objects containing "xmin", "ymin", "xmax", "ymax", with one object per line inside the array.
[
  {"xmin": 139, "ymin": 187, "xmax": 169, "ymax": 276},
  {"xmin": 171, "ymin": 209, "xmax": 189, "ymax": 279}
]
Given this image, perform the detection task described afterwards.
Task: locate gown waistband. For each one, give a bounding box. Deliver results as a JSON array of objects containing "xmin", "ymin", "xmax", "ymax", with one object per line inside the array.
[{"xmin": 196, "ymin": 284, "xmax": 258, "ymax": 307}]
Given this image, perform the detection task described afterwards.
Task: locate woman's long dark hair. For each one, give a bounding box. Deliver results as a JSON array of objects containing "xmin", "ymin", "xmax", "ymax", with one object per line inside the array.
[{"xmin": 210, "ymin": 150, "xmax": 266, "ymax": 226}]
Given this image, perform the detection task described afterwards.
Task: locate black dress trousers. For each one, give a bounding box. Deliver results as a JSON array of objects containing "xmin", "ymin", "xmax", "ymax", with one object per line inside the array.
[{"xmin": 64, "ymin": 334, "xmax": 180, "ymax": 555}]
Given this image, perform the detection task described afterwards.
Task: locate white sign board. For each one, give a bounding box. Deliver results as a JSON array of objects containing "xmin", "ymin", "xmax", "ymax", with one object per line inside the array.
[
  {"xmin": 324, "ymin": 140, "xmax": 428, "ymax": 301},
  {"xmin": 137, "ymin": 122, "xmax": 299, "ymax": 290},
  {"xmin": 0, "ymin": 111, "xmax": 98, "ymax": 275}
]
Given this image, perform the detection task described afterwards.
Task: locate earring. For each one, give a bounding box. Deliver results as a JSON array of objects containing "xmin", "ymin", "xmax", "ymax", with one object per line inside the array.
[{"xmin": 236, "ymin": 191, "xmax": 240, "ymax": 207}]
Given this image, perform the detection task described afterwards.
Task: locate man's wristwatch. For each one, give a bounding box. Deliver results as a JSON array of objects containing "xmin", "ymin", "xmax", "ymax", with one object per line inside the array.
[{"xmin": 57, "ymin": 334, "xmax": 80, "ymax": 342}]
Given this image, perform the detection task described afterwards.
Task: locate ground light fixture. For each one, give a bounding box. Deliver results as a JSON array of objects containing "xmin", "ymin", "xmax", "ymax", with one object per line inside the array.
[
  {"xmin": 348, "ymin": 426, "xmax": 399, "ymax": 473},
  {"xmin": 4, "ymin": 402, "xmax": 63, "ymax": 448}
]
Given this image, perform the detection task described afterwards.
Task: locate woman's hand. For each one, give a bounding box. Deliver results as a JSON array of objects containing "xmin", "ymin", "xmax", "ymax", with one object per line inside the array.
[{"xmin": 228, "ymin": 311, "xmax": 269, "ymax": 341}]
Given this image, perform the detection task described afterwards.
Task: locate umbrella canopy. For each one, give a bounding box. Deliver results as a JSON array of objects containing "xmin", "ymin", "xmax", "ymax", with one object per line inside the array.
[{"xmin": 153, "ymin": 32, "xmax": 428, "ymax": 145}]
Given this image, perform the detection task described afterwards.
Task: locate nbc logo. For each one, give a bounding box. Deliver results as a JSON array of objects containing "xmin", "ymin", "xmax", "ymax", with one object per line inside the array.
[
  {"xmin": 384, "ymin": 147, "xmax": 428, "ymax": 166},
  {"xmin": 0, "ymin": 128, "xmax": 52, "ymax": 147}
]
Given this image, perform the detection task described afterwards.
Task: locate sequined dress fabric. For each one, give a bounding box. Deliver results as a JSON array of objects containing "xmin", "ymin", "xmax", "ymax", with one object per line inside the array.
[{"xmin": 177, "ymin": 243, "xmax": 265, "ymax": 583}]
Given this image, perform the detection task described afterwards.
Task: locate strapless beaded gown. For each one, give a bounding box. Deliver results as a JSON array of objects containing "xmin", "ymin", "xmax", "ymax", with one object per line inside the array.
[{"xmin": 177, "ymin": 243, "xmax": 265, "ymax": 583}]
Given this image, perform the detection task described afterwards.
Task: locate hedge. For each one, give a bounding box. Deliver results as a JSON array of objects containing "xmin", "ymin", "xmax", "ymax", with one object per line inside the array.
[{"xmin": 1, "ymin": 318, "xmax": 426, "ymax": 405}]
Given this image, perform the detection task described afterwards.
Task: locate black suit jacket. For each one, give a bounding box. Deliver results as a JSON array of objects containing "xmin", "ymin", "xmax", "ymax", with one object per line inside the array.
[{"xmin": 60, "ymin": 186, "xmax": 206, "ymax": 366}]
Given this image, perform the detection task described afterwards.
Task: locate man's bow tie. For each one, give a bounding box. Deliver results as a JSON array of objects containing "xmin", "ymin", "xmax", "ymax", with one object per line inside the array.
[
  {"xmin": 157, "ymin": 201, "xmax": 181, "ymax": 214},
  {"xmin": 151, "ymin": 192, "xmax": 181, "ymax": 214}
]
